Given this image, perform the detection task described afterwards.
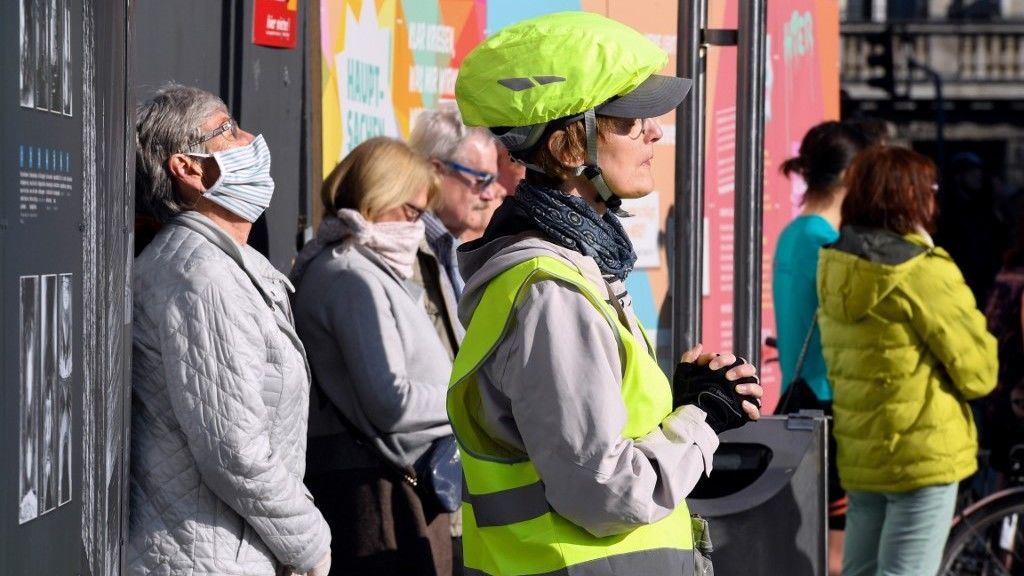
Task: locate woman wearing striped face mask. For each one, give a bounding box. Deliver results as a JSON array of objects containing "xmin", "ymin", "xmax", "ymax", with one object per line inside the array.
[{"xmin": 130, "ymin": 83, "xmax": 332, "ymax": 576}]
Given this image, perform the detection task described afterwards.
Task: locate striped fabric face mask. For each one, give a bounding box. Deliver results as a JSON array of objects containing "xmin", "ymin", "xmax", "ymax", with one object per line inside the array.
[{"xmin": 190, "ymin": 134, "xmax": 275, "ymax": 222}]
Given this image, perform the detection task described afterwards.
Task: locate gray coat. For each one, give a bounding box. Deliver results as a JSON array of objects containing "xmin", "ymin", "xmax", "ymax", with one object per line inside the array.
[
  {"xmin": 128, "ymin": 212, "xmax": 331, "ymax": 576},
  {"xmin": 293, "ymin": 240, "xmax": 453, "ymax": 475}
]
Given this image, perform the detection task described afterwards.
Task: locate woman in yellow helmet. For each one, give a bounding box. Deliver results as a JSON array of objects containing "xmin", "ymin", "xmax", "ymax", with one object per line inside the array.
[{"xmin": 448, "ymin": 12, "xmax": 763, "ymax": 575}]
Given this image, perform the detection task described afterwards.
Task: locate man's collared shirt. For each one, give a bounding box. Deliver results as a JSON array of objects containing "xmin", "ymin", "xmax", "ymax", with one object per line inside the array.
[{"xmin": 423, "ymin": 211, "xmax": 464, "ymax": 298}]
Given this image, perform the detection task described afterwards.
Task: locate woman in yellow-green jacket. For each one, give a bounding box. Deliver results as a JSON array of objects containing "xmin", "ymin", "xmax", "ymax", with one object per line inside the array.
[{"xmin": 817, "ymin": 146, "xmax": 997, "ymax": 576}]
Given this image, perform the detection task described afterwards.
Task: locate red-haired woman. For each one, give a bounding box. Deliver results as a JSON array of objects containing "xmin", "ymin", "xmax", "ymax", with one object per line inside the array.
[{"xmin": 817, "ymin": 146, "xmax": 997, "ymax": 576}]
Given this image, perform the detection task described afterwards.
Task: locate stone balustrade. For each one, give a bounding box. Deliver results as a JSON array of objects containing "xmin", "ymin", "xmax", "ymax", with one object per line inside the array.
[{"xmin": 842, "ymin": 21, "xmax": 1024, "ymax": 98}]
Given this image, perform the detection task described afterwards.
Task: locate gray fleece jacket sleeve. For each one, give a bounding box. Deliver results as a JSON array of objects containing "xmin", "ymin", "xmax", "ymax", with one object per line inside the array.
[{"xmin": 479, "ymin": 279, "xmax": 719, "ymax": 538}]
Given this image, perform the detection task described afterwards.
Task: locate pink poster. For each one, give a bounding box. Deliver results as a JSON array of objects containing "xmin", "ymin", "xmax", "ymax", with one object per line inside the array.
[{"xmin": 703, "ymin": 0, "xmax": 839, "ymax": 412}]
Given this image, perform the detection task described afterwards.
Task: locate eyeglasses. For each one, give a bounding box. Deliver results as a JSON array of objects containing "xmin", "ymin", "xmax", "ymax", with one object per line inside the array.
[
  {"xmin": 402, "ymin": 202, "xmax": 427, "ymax": 222},
  {"xmin": 190, "ymin": 119, "xmax": 239, "ymax": 149},
  {"xmin": 444, "ymin": 160, "xmax": 496, "ymax": 191},
  {"xmin": 627, "ymin": 118, "xmax": 650, "ymax": 140}
]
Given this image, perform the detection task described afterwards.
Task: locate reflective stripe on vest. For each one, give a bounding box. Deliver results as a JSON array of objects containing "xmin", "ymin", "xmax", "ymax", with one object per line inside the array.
[
  {"xmin": 462, "ymin": 549, "xmax": 697, "ymax": 576},
  {"xmin": 447, "ymin": 256, "xmax": 694, "ymax": 576},
  {"xmin": 462, "ymin": 476, "xmax": 549, "ymax": 528}
]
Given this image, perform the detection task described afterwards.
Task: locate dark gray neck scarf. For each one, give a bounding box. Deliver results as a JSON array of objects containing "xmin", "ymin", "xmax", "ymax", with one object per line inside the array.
[{"xmin": 510, "ymin": 182, "xmax": 637, "ymax": 281}]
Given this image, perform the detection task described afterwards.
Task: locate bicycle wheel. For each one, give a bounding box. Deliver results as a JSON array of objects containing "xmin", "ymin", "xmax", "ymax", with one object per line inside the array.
[{"xmin": 941, "ymin": 487, "xmax": 1024, "ymax": 575}]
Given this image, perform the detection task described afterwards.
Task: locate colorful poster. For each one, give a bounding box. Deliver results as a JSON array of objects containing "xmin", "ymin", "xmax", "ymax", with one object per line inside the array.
[
  {"xmin": 701, "ymin": 1, "xmax": 740, "ymax": 375},
  {"xmin": 321, "ymin": 0, "xmax": 491, "ymax": 172},
  {"xmin": 253, "ymin": 0, "xmax": 299, "ymax": 49},
  {"xmin": 620, "ymin": 191, "xmax": 663, "ymax": 269}
]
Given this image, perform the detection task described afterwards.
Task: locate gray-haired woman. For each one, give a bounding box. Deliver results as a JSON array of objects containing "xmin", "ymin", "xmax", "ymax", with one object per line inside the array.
[{"xmin": 130, "ymin": 83, "xmax": 331, "ymax": 576}]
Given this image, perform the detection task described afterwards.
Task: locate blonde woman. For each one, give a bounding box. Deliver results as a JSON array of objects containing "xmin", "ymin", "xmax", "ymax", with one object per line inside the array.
[{"xmin": 290, "ymin": 137, "xmax": 453, "ymax": 575}]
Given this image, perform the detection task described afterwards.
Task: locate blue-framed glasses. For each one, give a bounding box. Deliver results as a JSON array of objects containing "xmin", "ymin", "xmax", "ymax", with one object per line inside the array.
[{"xmin": 444, "ymin": 160, "xmax": 497, "ymax": 192}]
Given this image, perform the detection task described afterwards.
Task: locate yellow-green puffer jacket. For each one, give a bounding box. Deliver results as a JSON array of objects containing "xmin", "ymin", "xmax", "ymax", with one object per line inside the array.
[{"xmin": 817, "ymin": 226, "xmax": 997, "ymax": 493}]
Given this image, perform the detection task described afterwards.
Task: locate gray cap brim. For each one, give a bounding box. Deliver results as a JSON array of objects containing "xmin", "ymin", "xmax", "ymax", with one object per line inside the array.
[
  {"xmin": 596, "ymin": 74, "xmax": 693, "ymax": 119},
  {"xmin": 493, "ymin": 123, "xmax": 549, "ymax": 153}
]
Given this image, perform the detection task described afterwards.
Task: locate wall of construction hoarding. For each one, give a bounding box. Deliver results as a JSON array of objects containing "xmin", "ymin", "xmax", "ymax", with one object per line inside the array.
[
  {"xmin": 1, "ymin": 0, "xmax": 132, "ymax": 573},
  {"xmin": 1, "ymin": 0, "xmax": 313, "ymax": 573}
]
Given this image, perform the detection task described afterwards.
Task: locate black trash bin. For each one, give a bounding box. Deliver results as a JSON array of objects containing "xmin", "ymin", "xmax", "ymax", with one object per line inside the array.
[{"xmin": 688, "ymin": 412, "xmax": 829, "ymax": 576}]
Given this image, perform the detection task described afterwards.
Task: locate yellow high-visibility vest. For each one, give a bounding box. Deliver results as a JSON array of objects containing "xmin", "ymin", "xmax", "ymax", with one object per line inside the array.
[{"xmin": 447, "ymin": 256, "xmax": 696, "ymax": 576}]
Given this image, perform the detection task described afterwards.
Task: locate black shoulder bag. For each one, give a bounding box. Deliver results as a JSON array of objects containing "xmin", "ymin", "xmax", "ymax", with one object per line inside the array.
[{"xmin": 775, "ymin": 311, "xmax": 827, "ymax": 414}]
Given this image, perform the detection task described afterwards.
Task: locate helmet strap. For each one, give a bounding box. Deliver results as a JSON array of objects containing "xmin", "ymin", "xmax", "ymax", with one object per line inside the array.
[
  {"xmin": 575, "ymin": 109, "xmax": 629, "ymax": 216},
  {"xmin": 520, "ymin": 109, "xmax": 630, "ymax": 217}
]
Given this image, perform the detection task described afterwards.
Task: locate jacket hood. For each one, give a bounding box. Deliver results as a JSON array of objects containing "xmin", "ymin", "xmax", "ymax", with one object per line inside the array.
[
  {"xmin": 818, "ymin": 226, "xmax": 932, "ymax": 322},
  {"xmin": 457, "ymin": 232, "xmax": 606, "ymax": 326}
]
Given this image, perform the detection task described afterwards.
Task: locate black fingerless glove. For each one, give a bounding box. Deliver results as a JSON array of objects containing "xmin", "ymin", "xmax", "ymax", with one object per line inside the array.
[{"xmin": 673, "ymin": 358, "xmax": 761, "ymax": 434}]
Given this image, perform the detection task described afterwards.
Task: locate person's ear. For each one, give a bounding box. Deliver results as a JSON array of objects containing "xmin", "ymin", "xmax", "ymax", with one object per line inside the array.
[
  {"xmin": 546, "ymin": 129, "xmax": 584, "ymax": 170},
  {"xmin": 167, "ymin": 153, "xmax": 207, "ymax": 192},
  {"xmin": 431, "ymin": 158, "xmax": 446, "ymax": 175}
]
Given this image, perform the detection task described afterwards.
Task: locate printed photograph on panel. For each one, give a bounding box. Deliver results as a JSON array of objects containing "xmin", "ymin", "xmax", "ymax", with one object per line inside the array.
[
  {"xmin": 61, "ymin": 0, "xmax": 71, "ymax": 116},
  {"xmin": 20, "ymin": 0, "xmax": 36, "ymax": 108},
  {"xmin": 58, "ymin": 274, "xmax": 73, "ymax": 504},
  {"xmin": 48, "ymin": 0, "xmax": 61, "ymax": 114},
  {"xmin": 19, "ymin": 276, "xmax": 40, "ymax": 524},
  {"xmin": 39, "ymin": 275, "xmax": 58, "ymax": 515},
  {"xmin": 34, "ymin": 0, "xmax": 49, "ymax": 112},
  {"xmin": 21, "ymin": 0, "xmax": 72, "ymax": 115}
]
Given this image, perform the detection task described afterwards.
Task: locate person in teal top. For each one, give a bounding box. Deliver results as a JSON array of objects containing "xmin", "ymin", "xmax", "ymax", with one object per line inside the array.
[
  {"xmin": 774, "ymin": 214, "xmax": 839, "ymax": 400},
  {"xmin": 773, "ymin": 119, "xmax": 879, "ymax": 576}
]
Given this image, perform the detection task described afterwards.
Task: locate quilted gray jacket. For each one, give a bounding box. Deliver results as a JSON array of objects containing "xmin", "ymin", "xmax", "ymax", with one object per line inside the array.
[{"xmin": 128, "ymin": 212, "xmax": 331, "ymax": 576}]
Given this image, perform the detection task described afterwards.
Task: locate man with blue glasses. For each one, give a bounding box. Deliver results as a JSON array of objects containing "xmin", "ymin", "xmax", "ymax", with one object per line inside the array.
[
  {"xmin": 409, "ymin": 104, "xmax": 506, "ymax": 296},
  {"xmin": 408, "ymin": 104, "xmax": 505, "ymax": 573}
]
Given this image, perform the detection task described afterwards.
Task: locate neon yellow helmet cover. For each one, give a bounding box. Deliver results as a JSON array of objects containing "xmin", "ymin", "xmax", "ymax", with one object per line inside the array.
[
  {"xmin": 456, "ymin": 11, "xmax": 691, "ymax": 138},
  {"xmin": 455, "ymin": 11, "xmax": 691, "ymax": 207}
]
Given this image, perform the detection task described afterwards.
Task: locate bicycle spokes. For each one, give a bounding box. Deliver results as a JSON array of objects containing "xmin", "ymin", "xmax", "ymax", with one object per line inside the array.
[{"xmin": 945, "ymin": 511, "xmax": 1024, "ymax": 575}]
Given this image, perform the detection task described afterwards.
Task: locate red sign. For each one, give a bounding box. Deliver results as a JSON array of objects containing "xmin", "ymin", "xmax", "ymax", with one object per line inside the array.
[{"xmin": 253, "ymin": 0, "xmax": 299, "ymax": 49}]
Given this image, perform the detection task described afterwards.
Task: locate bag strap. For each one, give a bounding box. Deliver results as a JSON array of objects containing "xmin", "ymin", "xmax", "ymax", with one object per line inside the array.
[
  {"xmin": 794, "ymin": 310, "xmax": 818, "ymax": 380},
  {"xmin": 778, "ymin": 310, "xmax": 818, "ymax": 410}
]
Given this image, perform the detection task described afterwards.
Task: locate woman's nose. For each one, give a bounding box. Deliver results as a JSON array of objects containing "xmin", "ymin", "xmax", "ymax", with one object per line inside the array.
[{"xmin": 645, "ymin": 118, "xmax": 663, "ymax": 143}]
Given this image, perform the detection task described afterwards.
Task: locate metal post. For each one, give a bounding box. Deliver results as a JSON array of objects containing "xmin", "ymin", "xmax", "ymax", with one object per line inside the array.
[
  {"xmin": 734, "ymin": 0, "xmax": 767, "ymax": 367},
  {"xmin": 910, "ymin": 59, "xmax": 945, "ymax": 179},
  {"xmin": 672, "ymin": 0, "xmax": 707, "ymax": 364}
]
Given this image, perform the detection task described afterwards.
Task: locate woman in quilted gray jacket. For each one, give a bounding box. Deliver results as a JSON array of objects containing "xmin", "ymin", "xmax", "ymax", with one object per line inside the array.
[
  {"xmin": 129, "ymin": 84, "xmax": 332, "ymax": 576},
  {"xmin": 290, "ymin": 137, "xmax": 455, "ymax": 576}
]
